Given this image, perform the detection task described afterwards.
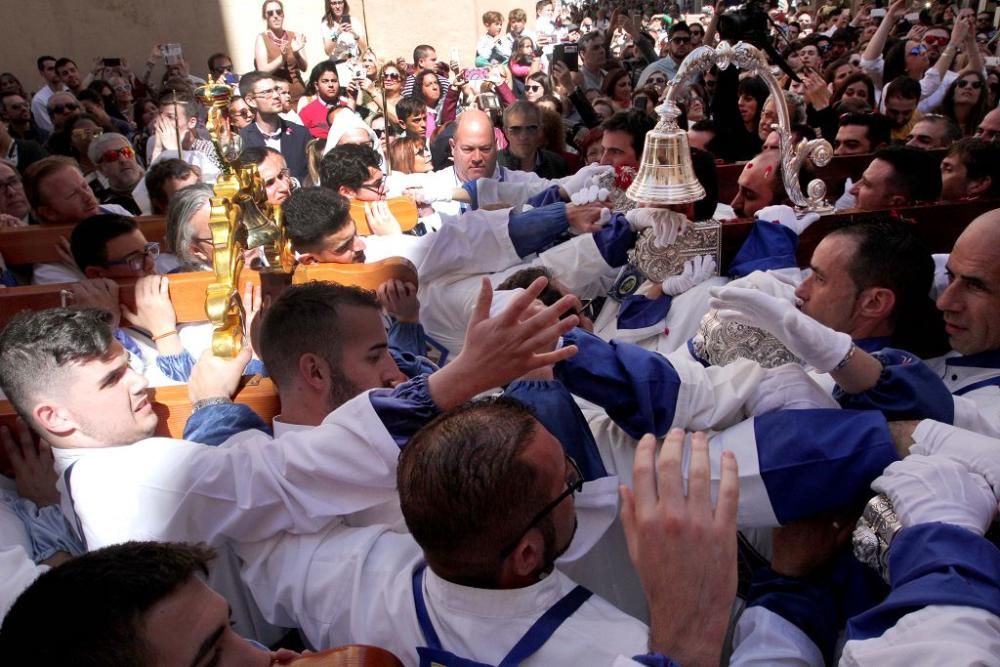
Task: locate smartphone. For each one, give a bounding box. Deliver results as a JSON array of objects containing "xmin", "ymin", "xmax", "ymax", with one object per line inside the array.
[
  {"xmin": 103, "ymin": 58, "xmax": 121, "ymax": 67},
  {"xmin": 870, "ymin": 8, "xmax": 886, "ymax": 18},
  {"xmin": 987, "ymin": 56, "xmax": 1000, "ymax": 67},
  {"xmin": 450, "ymin": 47, "xmax": 460, "ymax": 63},
  {"xmin": 162, "ymin": 43, "xmax": 183, "ymax": 66},
  {"xmin": 553, "ymin": 43, "xmax": 579, "ymax": 71}
]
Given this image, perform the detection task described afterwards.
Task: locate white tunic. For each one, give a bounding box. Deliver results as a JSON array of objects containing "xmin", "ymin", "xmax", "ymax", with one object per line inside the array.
[{"xmin": 237, "ymin": 521, "xmax": 651, "ymax": 664}]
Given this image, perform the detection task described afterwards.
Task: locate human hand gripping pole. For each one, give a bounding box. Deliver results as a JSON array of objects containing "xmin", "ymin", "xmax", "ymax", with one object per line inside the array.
[
  {"xmin": 708, "ymin": 285, "xmax": 852, "ymax": 373},
  {"xmin": 426, "ymin": 277, "xmax": 579, "ymax": 411},
  {"xmin": 621, "ymin": 430, "xmax": 739, "ymax": 667}
]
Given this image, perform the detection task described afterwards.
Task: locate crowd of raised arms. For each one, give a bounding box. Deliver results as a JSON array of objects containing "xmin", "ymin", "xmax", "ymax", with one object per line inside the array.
[{"xmin": 0, "ymin": 0, "xmax": 998, "ymax": 664}]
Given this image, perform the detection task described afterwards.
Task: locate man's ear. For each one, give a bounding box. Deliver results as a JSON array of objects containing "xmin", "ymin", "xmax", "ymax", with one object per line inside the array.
[
  {"xmin": 857, "ymin": 286, "xmax": 896, "ymax": 321},
  {"xmin": 186, "ymin": 115, "xmax": 198, "ymax": 131},
  {"xmin": 297, "ymin": 353, "xmax": 331, "ymax": 392},
  {"xmin": 33, "ymin": 402, "xmax": 79, "ymax": 439},
  {"xmin": 888, "ymin": 193, "xmax": 908, "ymax": 208},
  {"xmin": 296, "ymin": 252, "xmax": 318, "ymax": 265},
  {"xmin": 337, "ymin": 185, "xmax": 357, "ymax": 200},
  {"xmin": 966, "ymin": 175, "xmax": 991, "ymax": 198}
]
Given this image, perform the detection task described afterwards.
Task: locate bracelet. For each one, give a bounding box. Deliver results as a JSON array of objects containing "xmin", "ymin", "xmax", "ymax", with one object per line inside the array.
[
  {"xmin": 191, "ymin": 396, "xmax": 233, "ymax": 412},
  {"xmin": 832, "ymin": 342, "xmax": 856, "ymax": 371},
  {"xmin": 151, "ymin": 329, "xmax": 178, "ymax": 341}
]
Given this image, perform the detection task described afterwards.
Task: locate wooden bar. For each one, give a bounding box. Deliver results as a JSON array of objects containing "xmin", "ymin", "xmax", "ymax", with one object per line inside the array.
[{"xmin": 0, "ymin": 216, "xmax": 167, "ymax": 265}]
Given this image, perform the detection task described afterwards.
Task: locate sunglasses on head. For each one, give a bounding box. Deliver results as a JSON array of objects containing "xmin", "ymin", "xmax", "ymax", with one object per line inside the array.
[
  {"xmin": 51, "ymin": 102, "xmax": 80, "ymax": 114},
  {"xmin": 923, "ymin": 35, "xmax": 949, "ymax": 47},
  {"xmin": 71, "ymin": 127, "xmax": 103, "ymax": 140},
  {"xmin": 267, "ymin": 8, "xmax": 283, "ymax": 17},
  {"xmin": 958, "ymin": 79, "xmax": 983, "ymax": 89},
  {"xmin": 98, "ymin": 145, "xmax": 135, "ymax": 163}
]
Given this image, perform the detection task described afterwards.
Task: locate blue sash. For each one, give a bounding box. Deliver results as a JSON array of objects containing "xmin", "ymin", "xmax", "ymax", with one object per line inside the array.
[{"xmin": 411, "ymin": 565, "xmax": 592, "ymax": 667}]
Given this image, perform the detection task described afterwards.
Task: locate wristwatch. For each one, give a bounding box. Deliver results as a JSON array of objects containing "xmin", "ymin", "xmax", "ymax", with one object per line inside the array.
[
  {"xmin": 191, "ymin": 396, "xmax": 233, "ymax": 412},
  {"xmin": 852, "ymin": 493, "xmax": 903, "ymax": 582}
]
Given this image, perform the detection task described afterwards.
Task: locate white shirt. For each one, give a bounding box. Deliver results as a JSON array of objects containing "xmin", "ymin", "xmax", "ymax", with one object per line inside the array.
[
  {"xmin": 30, "ymin": 84, "xmax": 64, "ymax": 134},
  {"xmin": 238, "ymin": 515, "xmax": 649, "ymax": 663}
]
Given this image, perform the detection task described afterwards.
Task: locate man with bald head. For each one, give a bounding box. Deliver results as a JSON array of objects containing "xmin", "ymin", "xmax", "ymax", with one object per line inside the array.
[{"xmin": 974, "ymin": 107, "xmax": 1000, "ymax": 142}]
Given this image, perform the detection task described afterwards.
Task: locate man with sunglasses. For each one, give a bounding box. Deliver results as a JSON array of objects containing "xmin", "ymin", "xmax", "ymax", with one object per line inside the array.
[
  {"xmin": 89, "ymin": 133, "xmax": 145, "ymax": 215},
  {"xmin": 498, "ymin": 101, "xmax": 567, "ymax": 179},
  {"xmin": 637, "ymin": 21, "xmax": 692, "ymax": 86},
  {"xmin": 30, "ymin": 56, "xmax": 65, "ymax": 134},
  {"xmin": 44, "ymin": 92, "xmax": 81, "ymax": 133},
  {"xmin": 1, "ymin": 91, "xmax": 49, "ymax": 145},
  {"xmin": 207, "ymin": 52, "xmax": 238, "ymax": 83},
  {"xmin": 238, "ymin": 71, "xmax": 311, "ymax": 182}
]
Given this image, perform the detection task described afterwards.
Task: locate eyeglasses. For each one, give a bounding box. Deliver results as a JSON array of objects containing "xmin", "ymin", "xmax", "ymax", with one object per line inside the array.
[
  {"xmin": 525, "ymin": 84, "xmax": 543, "ymax": 92},
  {"xmin": 252, "ymin": 86, "xmax": 280, "ymax": 98},
  {"xmin": 98, "ymin": 145, "xmax": 135, "ymax": 164},
  {"xmin": 648, "ymin": 77, "xmax": 668, "ymax": 85},
  {"xmin": 382, "ymin": 72, "xmax": 401, "ymax": 81},
  {"xmin": 71, "ymin": 127, "xmax": 103, "ymax": 141},
  {"xmin": 507, "ymin": 124, "xmax": 539, "ymax": 135},
  {"xmin": 50, "ymin": 102, "xmax": 80, "ymax": 114},
  {"xmin": 114, "ymin": 83, "xmax": 132, "ymax": 93},
  {"xmin": 957, "ymin": 79, "xmax": 983, "ymax": 89},
  {"xmin": 923, "ymin": 35, "xmax": 949, "ymax": 47},
  {"xmin": 263, "ymin": 168, "xmax": 290, "ymax": 188},
  {"xmin": 106, "ymin": 242, "xmax": 160, "ymax": 272},
  {"xmin": 908, "ymin": 44, "xmax": 929, "ymax": 56},
  {"xmin": 359, "ymin": 175, "xmax": 386, "ymax": 195},
  {"xmin": 231, "ymin": 108, "xmax": 254, "ymax": 119},
  {"xmin": 499, "ymin": 455, "xmax": 583, "ymax": 559},
  {"xmin": 670, "ymin": 36, "xmax": 691, "ymax": 44},
  {"xmin": 266, "ymin": 8, "xmax": 283, "ymax": 17}
]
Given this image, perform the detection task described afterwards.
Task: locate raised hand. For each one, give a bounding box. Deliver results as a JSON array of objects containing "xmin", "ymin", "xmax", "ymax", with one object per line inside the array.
[
  {"xmin": 377, "ymin": 279, "xmax": 420, "ymax": 323},
  {"xmin": 121, "ymin": 275, "xmax": 179, "ymax": 352},
  {"xmin": 1, "ymin": 419, "xmax": 59, "ymax": 507}
]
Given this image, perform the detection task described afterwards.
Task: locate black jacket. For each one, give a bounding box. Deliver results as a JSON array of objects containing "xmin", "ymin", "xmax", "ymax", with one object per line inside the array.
[{"xmin": 239, "ymin": 118, "xmax": 311, "ymax": 182}]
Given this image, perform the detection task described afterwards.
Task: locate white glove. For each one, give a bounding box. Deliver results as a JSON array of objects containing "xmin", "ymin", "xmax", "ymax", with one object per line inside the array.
[
  {"xmin": 661, "ymin": 254, "xmax": 717, "ymax": 296},
  {"xmin": 625, "ymin": 208, "xmax": 690, "ymax": 245},
  {"xmin": 745, "ymin": 363, "xmax": 839, "ymax": 416},
  {"xmin": 872, "ymin": 455, "xmax": 998, "ymax": 536},
  {"xmin": 560, "ymin": 164, "xmax": 614, "ymax": 195},
  {"xmin": 754, "ymin": 204, "xmax": 820, "ymax": 236},
  {"xmin": 708, "ymin": 285, "xmax": 852, "ymax": 373},
  {"xmin": 569, "ymin": 184, "xmax": 610, "ymax": 205},
  {"xmin": 909, "ymin": 421, "xmax": 1000, "ymax": 497}
]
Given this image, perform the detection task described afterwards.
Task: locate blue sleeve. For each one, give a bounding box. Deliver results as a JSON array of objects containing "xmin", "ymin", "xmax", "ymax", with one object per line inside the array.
[
  {"xmin": 746, "ymin": 567, "xmax": 841, "ymax": 665},
  {"xmin": 155, "ymin": 351, "xmax": 196, "ymax": 382},
  {"xmin": 629, "ymin": 654, "xmax": 682, "ymax": 667},
  {"xmin": 388, "ymin": 320, "xmax": 428, "ymax": 359},
  {"xmin": 553, "ymin": 328, "xmax": 682, "ymax": 440},
  {"xmin": 526, "ymin": 184, "xmax": 565, "ymax": 208},
  {"xmin": 0, "ymin": 268, "xmax": 18, "ymax": 286},
  {"xmin": 835, "ymin": 349, "xmax": 956, "ymax": 424},
  {"xmin": 390, "ymin": 347, "xmax": 438, "ymax": 379},
  {"xmin": 616, "ymin": 294, "xmax": 673, "ymax": 331},
  {"xmin": 592, "ymin": 212, "xmax": 638, "ymax": 268},
  {"xmin": 461, "ymin": 181, "xmax": 479, "ymax": 210},
  {"xmin": 244, "ymin": 359, "xmax": 268, "ymax": 377},
  {"xmin": 727, "ymin": 220, "xmax": 800, "ymax": 278},
  {"xmin": 505, "ymin": 379, "xmax": 608, "ymax": 480},
  {"xmin": 508, "ymin": 202, "xmax": 570, "ymax": 258},
  {"xmin": 7, "ymin": 498, "xmax": 86, "ymax": 560},
  {"xmin": 847, "ymin": 522, "xmax": 1000, "ymax": 641},
  {"xmin": 755, "ymin": 409, "xmax": 899, "ymax": 524},
  {"xmin": 183, "ymin": 402, "xmax": 272, "ymax": 445},
  {"xmin": 368, "ymin": 374, "xmax": 441, "ymax": 447}
]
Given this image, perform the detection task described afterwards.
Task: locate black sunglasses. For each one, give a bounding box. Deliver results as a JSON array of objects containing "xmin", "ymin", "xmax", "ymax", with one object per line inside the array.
[
  {"xmin": 499, "ymin": 455, "xmax": 583, "ymax": 559},
  {"xmin": 51, "ymin": 102, "xmax": 80, "ymax": 114}
]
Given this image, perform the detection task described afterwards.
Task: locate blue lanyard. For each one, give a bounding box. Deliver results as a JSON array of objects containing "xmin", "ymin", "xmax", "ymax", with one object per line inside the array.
[
  {"xmin": 411, "ymin": 565, "xmax": 592, "ymax": 667},
  {"xmin": 952, "ymin": 374, "xmax": 1000, "ymax": 396}
]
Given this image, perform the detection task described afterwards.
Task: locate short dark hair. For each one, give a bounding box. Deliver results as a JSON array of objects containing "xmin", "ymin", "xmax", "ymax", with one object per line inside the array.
[
  {"xmin": 601, "ymin": 110, "xmax": 656, "ymax": 161},
  {"xmin": 259, "ymin": 282, "xmax": 381, "ymax": 397},
  {"xmin": 319, "ymin": 142, "xmax": 382, "ymax": 191},
  {"xmin": 946, "ymin": 137, "xmax": 1000, "ymax": 197},
  {"xmin": 282, "ymin": 187, "xmax": 352, "ymax": 253},
  {"xmin": 398, "ymin": 397, "xmax": 550, "ymax": 586},
  {"xmin": 70, "ymin": 214, "xmax": 139, "ymax": 271},
  {"xmin": 873, "ymin": 145, "xmax": 942, "ymax": 203},
  {"xmin": 916, "ymin": 113, "xmax": 962, "ymax": 145},
  {"xmin": 827, "ymin": 217, "xmax": 946, "ymax": 357},
  {"xmin": 668, "ymin": 20, "xmax": 690, "ymax": 37},
  {"xmin": 145, "ymin": 158, "xmax": 198, "ymax": 212},
  {"xmin": 238, "ymin": 145, "xmax": 282, "ymax": 168},
  {"xmin": 238, "ymin": 71, "xmax": 273, "ymax": 100},
  {"xmin": 0, "ymin": 308, "xmax": 115, "ymax": 422},
  {"xmin": 839, "ymin": 112, "xmax": 892, "ymax": 148},
  {"xmin": 502, "ymin": 99, "xmax": 541, "ymax": 128},
  {"xmin": 885, "ymin": 75, "xmax": 921, "ymax": 102},
  {"xmin": 36, "ymin": 56, "xmax": 55, "ymax": 71},
  {"xmin": 54, "ymin": 57, "xmax": 77, "ymax": 72},
  {"xmin": 207, "ymin": 52, "xmax": 230, "ymax": 73},
  {"xmin": 305, "ymin": 60, "xmax": 340, "ymax": 97},
  {"xmin": 0, "ymin": 541, "xmax": 215, "ymax": 666},
  {"xmin": 394, "ymin": 96, "xmax": 424, "ymax": 124},
  {"xmin": 413, "ymin": 44, "xmax": 436, "ymax": 65}
]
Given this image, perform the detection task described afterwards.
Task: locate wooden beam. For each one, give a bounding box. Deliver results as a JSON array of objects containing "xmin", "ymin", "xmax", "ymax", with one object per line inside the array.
[{"xmin": 0, "ymin": 216, "xmax": 167, "ymax": 266}]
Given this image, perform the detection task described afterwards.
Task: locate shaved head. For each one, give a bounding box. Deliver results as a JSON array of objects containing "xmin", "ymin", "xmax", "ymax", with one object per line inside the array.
[{"xmin": 450, "ymin": 109, "xmax": 498, "ymax": 182}]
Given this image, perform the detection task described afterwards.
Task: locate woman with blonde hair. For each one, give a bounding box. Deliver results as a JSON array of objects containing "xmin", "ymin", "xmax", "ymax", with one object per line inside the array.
[{"xmin": 388, "ymin": 135, "xmax": 433, "ymax": 174}]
